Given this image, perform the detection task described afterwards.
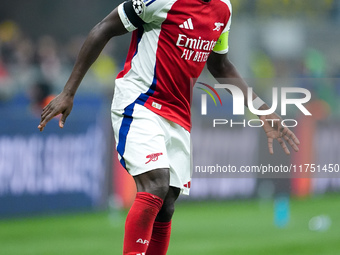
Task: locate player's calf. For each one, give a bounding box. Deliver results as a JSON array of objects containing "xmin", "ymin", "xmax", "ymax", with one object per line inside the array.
[
  {"xmin": 123, "ymin": 168, "xmax": 170, "ymax": 255},
  {"xmin": 156, "ymin": 186, "xmax": 180, "ymax": 222},
  {"xmin": 145, "ymin": 187, "xmax": 180, "ymax": 255},
  {"xmin": 123, "ymin": 192, "xmax": 163, "ymax": 255}
]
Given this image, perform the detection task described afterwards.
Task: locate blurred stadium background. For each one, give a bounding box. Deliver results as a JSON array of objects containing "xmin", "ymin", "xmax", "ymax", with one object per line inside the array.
[{"xmin": 1, "ymin": 0, "xmax": 340, "ymax": 254}]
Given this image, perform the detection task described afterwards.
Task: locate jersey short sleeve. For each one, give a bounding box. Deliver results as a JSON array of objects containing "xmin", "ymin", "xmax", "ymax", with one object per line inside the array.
[
  {"xmin": 118, "ymin": 0, "xmax": 169, "ymax": 32},
  {"xmin": 213, "ymin": 1, "xmax": 232, "ymax": 54}
]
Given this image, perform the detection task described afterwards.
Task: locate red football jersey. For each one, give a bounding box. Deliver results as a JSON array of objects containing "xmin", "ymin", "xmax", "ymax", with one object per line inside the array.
[{"xmin": 114, "ymin": 0, "xmax": 232, "ymax": 131}]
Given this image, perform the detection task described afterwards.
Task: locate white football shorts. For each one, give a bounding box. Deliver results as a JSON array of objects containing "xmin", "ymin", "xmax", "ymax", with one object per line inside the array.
[{"xmin": 111, "ymin": 103, "xmax": 191, "ymax": 195}]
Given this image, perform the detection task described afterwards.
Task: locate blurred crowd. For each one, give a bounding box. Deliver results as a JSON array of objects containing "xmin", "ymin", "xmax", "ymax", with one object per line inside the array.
[
  {"xmin": 0, "ymin": 13, "xmax": 340, "ymax": 118},
  {"xmin": 0, "ymin": 20, "xmax": 118, "ymax": 107},
  {"xmin": 249, "ymin": 48, "xmax": 340, "ymax": 119}
]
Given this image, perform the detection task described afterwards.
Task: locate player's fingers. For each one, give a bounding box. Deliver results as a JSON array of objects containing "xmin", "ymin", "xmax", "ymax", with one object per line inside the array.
[
  {"xmin": 38, "ymin": 108, "xmax": 52, "ymax": 131},
  {"xmin": 283, "ymin": 128, "xmax": 300, "ymax": 148},
  {"xmin": 282, "ymin": 127, "xmax": 293, "ymax": 139},
  {"xmin": 38, "ymin": 108, "xmax": 60, "ymax": 131},
  {"xmin": 38, "ymin": 113, "xmax": 54, "ymax": 131},
  {"xmin": 286, "ymin": 129, "xmax": 300, "ymax": 145},
  {"xmin": 283, "ymin": 135, "xmax": 299, "ymax": 152},
  {"xmin": 38, "ymin": 120, "xmax": 47, "ymax": 132},
  {"xmin": 267, "ymin": 137, "xmax": 274, "ymax": 155},
  {"xmin": 277, "ymin": 137, "xmax": 290, "ymax": 155},
  {"xmin": 40, "ymin": 103, "xmax": 49, "ymax": 116},
  {"xmin": 40, "ymin": 107, "xmax": 52, "ymax": 122},
  {"xmin": 278, "ymin": 122, "xmax": 284, "ymax": 134},
  {"xmin": 42, "ymin": 99, "xmax": 54, "ymax": 112}
]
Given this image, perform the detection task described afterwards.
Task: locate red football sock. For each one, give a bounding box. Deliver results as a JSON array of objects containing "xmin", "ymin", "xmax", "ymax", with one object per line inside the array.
[
  {"xmin": 123, "ymin": 192, "xmax": 163, "ymax": 255},
  {"xmin": 146, "ymin": 221, "xmax": 172, "ymax": 255}
]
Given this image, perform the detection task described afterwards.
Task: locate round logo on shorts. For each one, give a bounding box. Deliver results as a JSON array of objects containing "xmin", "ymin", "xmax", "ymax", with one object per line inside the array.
[{"xmin": 132, "ymin": 0, "xmax": 145, "ymax": 16}]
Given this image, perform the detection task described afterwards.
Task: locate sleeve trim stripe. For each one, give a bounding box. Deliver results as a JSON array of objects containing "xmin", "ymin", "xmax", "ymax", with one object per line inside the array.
[
  {"xmin": 213, "ymin": 47, "xmax": 229, "ymax": 54},
  {"xmin": 145, "ymin": 0, "xmax": 156, "ymax": 7},
  {"xmin": 118, "ymin": 3, "xmax": 137, "ymax": 32}
]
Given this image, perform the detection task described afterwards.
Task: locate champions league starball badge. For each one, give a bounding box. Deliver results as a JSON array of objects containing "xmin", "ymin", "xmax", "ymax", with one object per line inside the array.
[{"xmin": 132, "ymin": 0, "xmax": 145, "ymax": 15}]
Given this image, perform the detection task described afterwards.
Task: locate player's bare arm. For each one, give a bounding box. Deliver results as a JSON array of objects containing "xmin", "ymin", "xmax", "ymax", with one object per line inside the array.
[
  {"xmin": 38, "ymin": 7, "xmax": 127, "ymax": 131},
  {"xmin": 207, "ymin": 52, "xmax": 300, "ymax": 155}
]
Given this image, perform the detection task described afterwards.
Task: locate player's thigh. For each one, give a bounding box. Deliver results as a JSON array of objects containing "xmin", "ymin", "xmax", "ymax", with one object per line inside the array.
[
  {"xmin": 111, "ymin": 104, "xmax": 170, "ymax": 176},
  {"xmin": 133, "ymin": 168, "xmax": 170, "ymax": 199}
]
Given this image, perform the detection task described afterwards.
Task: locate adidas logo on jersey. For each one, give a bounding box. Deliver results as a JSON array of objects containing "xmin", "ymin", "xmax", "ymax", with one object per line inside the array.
[{"xmin": 179, "ymin": 18, "xmax": 194, "ymax": 30}]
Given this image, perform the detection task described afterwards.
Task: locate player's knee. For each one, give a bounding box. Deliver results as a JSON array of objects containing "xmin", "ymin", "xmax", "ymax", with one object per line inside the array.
[
  {"xmin": 134, "ymin": 168, "xmax": 170, "ymax": 199},
  {"xmin": 157, "ymin": 200, "xmax": 175, "ymax": 222},
  {"xmin": 149, "ymin": 181, "xmax": 169, "ymax": 199},
  {"xmin": 147, "ymin": 168, "xmax": 170, "ymax": 199}
]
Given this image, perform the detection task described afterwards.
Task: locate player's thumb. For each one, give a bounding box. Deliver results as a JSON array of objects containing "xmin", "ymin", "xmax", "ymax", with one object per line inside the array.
[{"xmin": 59, "ymin": 110, "xmax": 70, "ymax": 128}]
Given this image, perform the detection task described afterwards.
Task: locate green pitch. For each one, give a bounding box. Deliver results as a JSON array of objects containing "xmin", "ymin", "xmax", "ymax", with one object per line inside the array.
[{"xmin": 1, "ymin": 193, "xmax": 340, "ymax": 255}]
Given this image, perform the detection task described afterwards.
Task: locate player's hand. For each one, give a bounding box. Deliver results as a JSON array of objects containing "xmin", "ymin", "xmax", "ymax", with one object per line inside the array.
[
  {"xmin": 259, "ymin": 113, "xmax": 300, "ymax": 155},
  {"xmin": 38, "ymin": 91, "xmax": 74, "ymax": 132}
]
